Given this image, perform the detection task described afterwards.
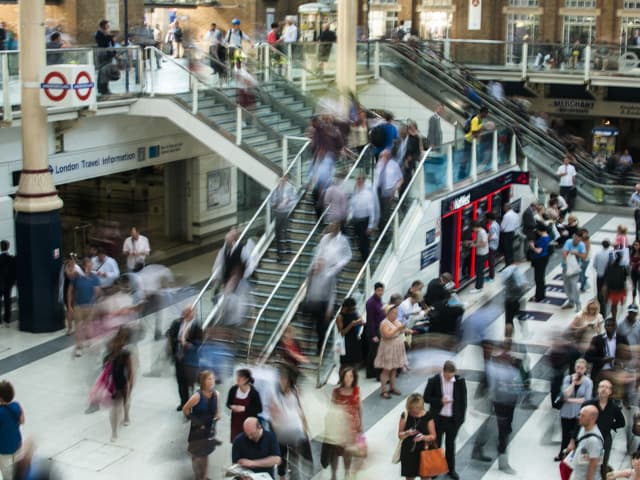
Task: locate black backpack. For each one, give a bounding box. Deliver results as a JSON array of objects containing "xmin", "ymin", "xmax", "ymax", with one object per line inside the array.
[
  {"xmin": 463, "ymin": 113, "xmax": 476, "ymax": 134},
  {"xmin": 369, "ymin": 124, "xmax": 386, "ymax": 148}
]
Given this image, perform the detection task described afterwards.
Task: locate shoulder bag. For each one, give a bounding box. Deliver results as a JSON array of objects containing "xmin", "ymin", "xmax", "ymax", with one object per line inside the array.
[
  {"xmin": 419, "ymin": 442, "xmax": 449, "ymax": 478},
  {"xmin": 566, "ymin": 252, "xmax": 581, "ymax": 277}
]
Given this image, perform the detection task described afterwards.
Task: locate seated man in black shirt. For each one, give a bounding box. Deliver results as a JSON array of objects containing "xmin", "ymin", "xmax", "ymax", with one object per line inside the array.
[
  {"xmin": 424, "ymin": 272, "xmax": 464, "ymax": 336},
  {"xmin": 232, "ymin": 417, "xmax": 281, "ymax": 479}
]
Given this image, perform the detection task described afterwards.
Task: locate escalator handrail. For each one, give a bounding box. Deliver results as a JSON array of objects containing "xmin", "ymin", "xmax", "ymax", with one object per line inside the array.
[
  {"xmin": 315, "ymin": 147, "xmax": 432, "ymax": 386},
  {"xmin": 252, "ymin": 144, "xmax": 374, "ymax": 363},
  {"xmin": 194, "ymin": 138, "xmax": 311, "ymax": 325},
  {"xmin": 387, "ymin": 41, "xmax": 638, "ymax": 187}
]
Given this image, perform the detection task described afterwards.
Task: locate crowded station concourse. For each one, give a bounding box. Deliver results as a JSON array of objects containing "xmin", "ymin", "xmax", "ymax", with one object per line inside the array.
[{"xmin": 6, "ymin": 1, "xmax": 640, "ymax": 480}]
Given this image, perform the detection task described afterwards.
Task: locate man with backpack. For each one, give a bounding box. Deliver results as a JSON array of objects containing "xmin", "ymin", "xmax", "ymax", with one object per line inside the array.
[
  {"xmin": 563, "ymin": 405, "xmax": 604, "ymax": 480},
  {"xmin": 226, "ymin": 18, "xmax": 250, "ymax": 67},
  {"xmin": 369, "ymin": 112, "xmax": 398, "ymax": 158}
]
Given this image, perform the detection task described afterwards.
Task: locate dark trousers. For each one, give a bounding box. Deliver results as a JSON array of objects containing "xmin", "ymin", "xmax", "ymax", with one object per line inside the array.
[
  {"xmin": 1, "ymin": 286, "xmax": 11, "ymax": 324},
  {"xmin": 308, "ymin": 300, "xmax": 329, "ymax": 354},
  {"xmin": 175, "ymin": 360, "xmax": 196, "ymax": 408},
  {"xmin": 379, "ymin": 194, "xmax": 393, "ymax": 230},
  {"xmin": 435, "ymin": 415, "xmax": 459, "ymax": 473},
  {"xmin": 475, "ymin": 253, "xmax": 487, "ymax": 289},
  {"xmin": 560, "ymin": 416, "xmax": 578, "ymax": 454},
  {"xmin": 504, "ymin": 298, "xmax": 520, "ymax": 326},
  {"xmin": 597, "ymin": 275, "xmax": 606, "ymax": 316},
  {"xmin": 501, "ymin": 231, "xmax": 515, "ymax": 266},
  {"xmin": 274, "ymin": 210, "xmax": 289, "ymax": 257},
  {"xmin": 352, "ymin": 217, "xmax": 370, "ymax": 261},
  {"xmin": 635, "ymin": 209, "xmax": 640, "ymax": 241},
  {"xmin": 601, "ymin": 433, "xmax": 612, "ymax": 480},
  {"xmin": 488, "ymin": 248, "xmax": 497, "ymax": 279},
  {"xmin": 494, "ymin": 402, "xmax": 515, "ymax": 454},
  {"xmin": 366, "ymin": 338, "xmax": 380, "ymax": 379},
  {"xmin": 532, "ymin": 255, "xmax": 549, "ymax": 300},
  {"xmin": 560, "ymin": 186, "xmax": 575, "ymax": 212}
]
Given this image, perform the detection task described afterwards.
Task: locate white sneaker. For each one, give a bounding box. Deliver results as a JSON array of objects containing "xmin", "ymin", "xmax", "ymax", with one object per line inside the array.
[{"xmin": 470, "ymin": 288, "xmax": 483, "ymax": 294}]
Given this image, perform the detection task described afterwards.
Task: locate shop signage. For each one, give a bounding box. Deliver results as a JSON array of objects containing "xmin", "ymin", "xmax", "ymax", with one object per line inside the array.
[
  {"xmin": 538, "ymin": 98, "xmax": 640, "ymax": 119},
  {"xmin": 441, "ymin": 171, "xmax": 529, "ymax": 216},
  {"xmin": 9, "ymin": 134, "xmax": 209, "ymax": 192}
]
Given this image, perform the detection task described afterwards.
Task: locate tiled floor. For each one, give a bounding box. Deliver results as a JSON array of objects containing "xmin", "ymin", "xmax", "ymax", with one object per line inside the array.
[{"xmin": 1, "ymin": 210, "xmax": 638, "ymax": 480}]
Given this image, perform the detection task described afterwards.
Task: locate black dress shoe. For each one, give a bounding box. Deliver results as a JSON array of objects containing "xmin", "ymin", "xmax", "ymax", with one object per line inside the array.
[
  {"xmin": 176, "ymin": 405, "xmax": 183, "ymax": 411},
  {"xmin": 449, "ymin": 473, "xmax": 460, "ymax": 480}
]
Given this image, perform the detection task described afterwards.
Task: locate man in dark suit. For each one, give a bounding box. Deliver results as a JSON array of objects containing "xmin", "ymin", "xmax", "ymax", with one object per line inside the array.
[
  {"xmin": 522, "ymin": 202, "xmax": 537, "ymax": 260},
  {"xmin": 585, "ymin": 317, "xmax": 630, "ymax": 383},
  {"xmin": 424, "ymin": 360, "xmax": 467, "ymax": 480},
  {"xmin": 167, "ymin": 306, "xmax": 203, "ymax": 411},
  {"xmin": 0, "ymin": 240, "xmax": 16, "ymax": 326}
]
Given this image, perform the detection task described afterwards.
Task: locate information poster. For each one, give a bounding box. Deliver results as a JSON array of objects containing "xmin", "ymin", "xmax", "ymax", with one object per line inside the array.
[{"xmin": 207, "ymin": 168, "xmax": 231, "ymax": 209}]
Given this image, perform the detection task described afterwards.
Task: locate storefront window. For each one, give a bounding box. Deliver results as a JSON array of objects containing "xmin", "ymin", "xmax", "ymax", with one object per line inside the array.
[
  {"xmin": 419, "ymin": 11, "xmax": 451, "ymax": 40},
  {"xmin": 623, "ymin": 1, "xmax": 640, "ymax": 7},
  {"xmin": 506, "ymin": 14, "xmax": 538, "ymax": 64},
  {"xmin": 621, "ymin": 17, "xmax": 640, "ymax": 53},
  {"xmin": 369, "ymin": 9, "xmax": 398, "ymax": 39},
  {"xmin": 563, "ymin": 15, "xmax": 595, "ymax": 44}
]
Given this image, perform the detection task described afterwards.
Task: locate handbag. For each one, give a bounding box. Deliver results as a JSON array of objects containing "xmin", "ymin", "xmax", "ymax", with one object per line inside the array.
[
  {"xmin": 345, "ymin": 433, "xmax": 368, "ymax": 458},
  {"xmin": 419, "ymin": 443, "xmax": 449, "ymax": 478},
  {"xmin": 334, "ymin": 334, "xmax": 346, "ymax": 356},
  {"xmin": 391, "ymin": 438, "xmax": 402, "ymax": 464},
  {"xmin": 88, "ymin": 361, "xmax": 115, "ymax": 408},
  {"xmin": 566, "ymin": 253, "xmax": 581, "ymax": 277}
]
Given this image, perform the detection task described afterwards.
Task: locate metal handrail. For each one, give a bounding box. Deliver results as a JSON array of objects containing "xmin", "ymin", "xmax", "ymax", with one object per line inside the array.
[
  {"xmin": 145, "ymin": 46, "xmax": 208, "ymax": 82},
  {"xmin": 315, "ymin": 147, "xmax": 432, "ymax": 386},
  {"xmin": 253, "ymin": 144, "xmax": 373, "ymax": 363},
  {"xmin": 193, "ymin": 137, "xmax": 311, "ymax": 325},
  {"xmin": 245, "ymin": 208, "xmax": 329, "ymax": 360}
]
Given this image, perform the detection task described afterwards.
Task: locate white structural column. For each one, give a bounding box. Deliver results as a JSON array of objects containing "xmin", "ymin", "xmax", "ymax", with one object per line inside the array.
[
  {"xmin": 336, "ymin": 0, "xmax": 357, "ymax": 97},
  {"xmin": 15, "ymin": 0, "xmax": 62, "ymax": 212}
]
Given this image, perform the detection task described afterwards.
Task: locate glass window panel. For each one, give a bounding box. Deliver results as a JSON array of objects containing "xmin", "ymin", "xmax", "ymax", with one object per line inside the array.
[
  {"xmin": 419, "ymin": 11, "xmax": 451, "ymax": 40},
  {"xmin": 624, "ymin": 1, "xmax": 640, "ymax": 9},
  {"xmin": 508, "ymin": 0, "xmax": 539, "ymax": 6},
  {"xmin": 621, "ymin": 17, "xmax": 640, "ymax": 51},
  {"xmin": 506, "ymin": 14, "xmax": 539, "ymax": 63},
  {"xmin": 563, "ymin": 15, "xmax": 595, "ymax": 44},
  {"xmin": 565, "ymin": 0, "xmax": 596, "ymax": 7},
  {"xmin": 422, "ymin": 0, "xmax": 453, "ymax": 6}
]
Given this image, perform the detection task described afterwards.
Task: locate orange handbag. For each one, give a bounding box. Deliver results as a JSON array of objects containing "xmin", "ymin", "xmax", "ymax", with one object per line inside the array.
[{"xmin": 419, "ymin": 443, "xmax": 449, "ymax": 478}]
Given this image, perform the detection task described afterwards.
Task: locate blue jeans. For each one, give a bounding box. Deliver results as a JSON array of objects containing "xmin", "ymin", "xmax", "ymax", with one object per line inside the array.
[{"xmin": 580, "ymin": 259, "xmax": 590, "ymax": 291}]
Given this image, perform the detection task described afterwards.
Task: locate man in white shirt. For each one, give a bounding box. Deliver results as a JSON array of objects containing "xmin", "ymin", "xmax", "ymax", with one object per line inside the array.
[
  {"xmin": 204, "ymin": 22, "xmax": 224, "ymax": 71},
  {"xmin": 471, "ymin": 220, "xmax": 489, "ymax": 292},
  {"xmin": 152, "ymin": 24, "xmax": 163, "ymax": 68},
  {"xmin": 281, "ymin": 18, "xmax": 298, "ymax": 45},
  {"xmin": 270, "ymin": 174, "xmax": 297, "ymax": 262},
  {"xmin": 122, "ymin": 227, "xmax": 151, "ymax": 271},
  {"xmin": 307, "ymin": 222, "xmax": 352, "ymax": 354},
  {"xmin": 592, "ymin": 239, "xmax": 613, "ymax": 314},
  {"xmin": 557, "ymin": 155, "xmax": 577, "ymax": 213},
  {"xmin": 375, "ymin": 149, "xmax": 403, "ymax": 229},
  {"xmin": 91, "ymin": 247, "xmax": 120, "ymax": 287},
  {"xmin": 350, "ymin": 174, "xmax": 377, "ymax": 261},
  {"xmin": 500, "ymin": 202, "xmax": 520, "ymax": 266}
]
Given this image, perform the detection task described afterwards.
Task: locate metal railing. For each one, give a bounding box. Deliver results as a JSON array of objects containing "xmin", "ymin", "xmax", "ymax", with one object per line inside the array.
[
  {"xmin": 249, "ymin": 144, "xmax": 373, "ymax": 363},
  {"xmin": 190, "ymin": 136, "xmax": 311, "ymax": 328}
]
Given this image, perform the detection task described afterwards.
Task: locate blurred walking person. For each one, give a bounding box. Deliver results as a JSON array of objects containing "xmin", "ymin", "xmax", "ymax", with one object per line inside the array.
[
  {"xmin": 183, "ymin": 370, "xmax": 221, "ymax": 480},
  {"xmin": 375, "ymin": 149, "xmax": 403, "ymax": 229},
  {"xmin": 0, "ymin": 240, "xmax": 16, "ymax": 327},
  {"xmin": 0, "ymin": 380, "xmax": 24, "ymax": 480},
  {"xmin": 306, "ymin": 223, "xmax": 352, "ymax": 354},
  {"xmin": 168, "ymin": 307, "xmax": 203, "ymax": 411},
  {"xmin": 365, "ymin": 282, "xmax": 385, "ymax": 379},
  {"xmin": 350, "ymin": 174, "xmax": 377, "ymax": 262},
  {"xmin": 106, "ymin": 326, "xmax": 134, "ymax": 442},
  {"xmin": 271, "ymin": 174, "xmax": 297, "ymax": 262},
  {"xmin": 69, "ymin": 257, "xmax": 101, "ymax": 357}
]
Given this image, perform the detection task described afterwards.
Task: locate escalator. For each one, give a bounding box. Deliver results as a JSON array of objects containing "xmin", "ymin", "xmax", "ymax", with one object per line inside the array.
[{"xmin": 378, "ymin": 42, "xmax": 632, "ymax": 205}]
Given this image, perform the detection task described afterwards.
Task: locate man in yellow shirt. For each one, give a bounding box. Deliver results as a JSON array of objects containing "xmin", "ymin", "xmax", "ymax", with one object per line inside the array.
[{"xmin": 460, "ymin": 106, "xmax": 489, "ymax": 179}]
